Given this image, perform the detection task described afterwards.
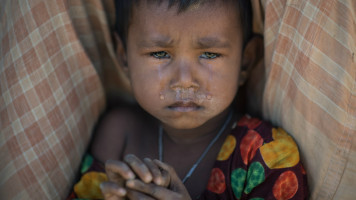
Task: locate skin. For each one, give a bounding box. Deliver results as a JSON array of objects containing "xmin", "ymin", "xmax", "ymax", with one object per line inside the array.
[
  {"xmin": 101, "ymin": 155, "xmax": 190, "ymax": 200},
  {"xmin": 125, "ymin": 1, "xmax": 242, "ymax": 132},
  {"xmin": 94, "ymin": 0, "xmax": 259, "ymax": 199}
]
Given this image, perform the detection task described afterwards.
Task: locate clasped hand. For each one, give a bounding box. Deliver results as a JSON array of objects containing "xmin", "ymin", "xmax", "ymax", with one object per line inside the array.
[{"xmin": 100, "ymin": 154, "xmax": 191, "ymax": 200}]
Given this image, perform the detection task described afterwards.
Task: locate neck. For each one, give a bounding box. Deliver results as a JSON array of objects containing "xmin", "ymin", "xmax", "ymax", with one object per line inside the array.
[{"xmin": 161, "ymin": 108, "xmax": 234, "ymax": 144}]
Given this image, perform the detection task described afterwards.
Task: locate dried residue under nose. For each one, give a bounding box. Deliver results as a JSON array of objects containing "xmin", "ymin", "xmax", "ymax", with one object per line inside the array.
[{"xmin": 159, "ymin": 88, "xmax": 212, "ymax": 103}]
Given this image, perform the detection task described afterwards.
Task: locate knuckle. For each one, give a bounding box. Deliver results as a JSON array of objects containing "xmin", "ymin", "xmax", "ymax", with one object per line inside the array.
[
  {"xmin": 143, "ymin": 157, "xmax": 152, "ymax": 162},
  {"xmin": 166, "ymin": 165, "xmax": 174, "ymax": 172},
  {"xmin": 138, "ymin": 162, "xmax": 149, "ymax": 171},
  {"xmin": 124, "ymin": 154, "xmax": 136, "ymax": 162},
  {"xmin": 106, "ymin": 160, "xmax": 124, "ymax": 169},
  {"xmin": 105, "ymin": 160, "xmax": 116, "ymax": 169}
]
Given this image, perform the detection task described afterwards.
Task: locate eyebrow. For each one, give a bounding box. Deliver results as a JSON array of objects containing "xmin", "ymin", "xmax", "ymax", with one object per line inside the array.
[
  {"xmin": 138, "ymin": 36, "xmax": 174, "ymax": 48},
  {"xmin": 196, "ymin": 37, "xmax": 231, "ymax": 49},
  {"xmin": 137, "ymin": 36, "xmax": 231, "ymax": 49}
]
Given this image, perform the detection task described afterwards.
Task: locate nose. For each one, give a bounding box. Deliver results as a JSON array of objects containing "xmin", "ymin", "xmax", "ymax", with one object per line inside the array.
[{"xmin": 170, "ymin": 60, "xmax": 199, "ymax": 91}]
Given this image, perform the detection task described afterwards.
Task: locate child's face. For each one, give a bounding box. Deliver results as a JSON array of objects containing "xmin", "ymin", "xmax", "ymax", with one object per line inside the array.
[{"xmin": 121, "ymin": 1, "xmax": 245, "ymax": 129}]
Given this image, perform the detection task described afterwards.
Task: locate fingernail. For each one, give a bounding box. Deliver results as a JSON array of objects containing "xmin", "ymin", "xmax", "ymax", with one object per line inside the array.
[
  {"xmin": 126, "ymin": 180, "xmax": 135, "ymax": 188},
  {"xmin": 128, "ymin": 171, "xmax": 135, "ymax": 179},
  {"xmin": 155, "ymin": 177, "xmax": 162, "ymax": 185},
  {"xmin": 145, "ymin": 174, "xmax": 153, "ymax": 183}
]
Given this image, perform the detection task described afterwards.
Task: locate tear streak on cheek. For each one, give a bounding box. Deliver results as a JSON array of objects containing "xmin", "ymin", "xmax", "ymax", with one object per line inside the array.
[{"xmin": 158, "ymin": 64, "xmax": 163, "ymax": 80}]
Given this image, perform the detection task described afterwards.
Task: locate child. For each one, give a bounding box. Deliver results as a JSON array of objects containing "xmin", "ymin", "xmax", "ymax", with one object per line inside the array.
[{"xmin": 69, "ymin": 0, "xmax": 308, "ymax": 199}]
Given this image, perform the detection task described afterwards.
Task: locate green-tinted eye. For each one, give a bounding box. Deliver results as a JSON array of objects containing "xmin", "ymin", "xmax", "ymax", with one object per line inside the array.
[
  {"xmin": 200, "ymin": 52, "xmax": 220, "ymax": 59},
  {"xmin": 151, "ymin": 51, "xmax": 170, "ymax": 59}
]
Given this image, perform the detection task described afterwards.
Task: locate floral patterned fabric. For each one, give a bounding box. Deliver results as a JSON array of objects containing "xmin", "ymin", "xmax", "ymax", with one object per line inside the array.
[
  {"xmin": 68, "ymin": 116, "xmax": 308, "ymax": 200},
  {"xmin": 67, "ymin": 155, "xmax": 106, "ymax": 200},
  {"xmin": 200, "ymin": 116, "xmax": 308, "ymax": 199}
]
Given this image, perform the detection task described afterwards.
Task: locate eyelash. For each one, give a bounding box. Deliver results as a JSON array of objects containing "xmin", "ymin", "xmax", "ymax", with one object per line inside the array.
[
  {"xmin": 150, "ymin": 51, "xmax": 221, "ymax": 59},
  {"xmin": 150, "ymin": 51, "xmax": 170, "ymax": 59},
  {"xmin": 200, "ymin": 52, "xmax": 221, "ymax": 59}
]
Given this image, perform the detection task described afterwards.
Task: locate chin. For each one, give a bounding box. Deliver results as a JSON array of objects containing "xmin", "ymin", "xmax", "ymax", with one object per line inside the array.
[{"xmin": 164, "ymin": 118, "xmax": 207, "ymax": 130}]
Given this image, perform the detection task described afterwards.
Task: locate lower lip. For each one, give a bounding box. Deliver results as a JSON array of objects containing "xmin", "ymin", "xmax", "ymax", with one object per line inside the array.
[{"xmin": 168, "ymin": 106, "xmax": 201, "ymax": 112}]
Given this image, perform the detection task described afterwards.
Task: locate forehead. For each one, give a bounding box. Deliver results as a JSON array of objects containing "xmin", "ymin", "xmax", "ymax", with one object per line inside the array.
[{"xmin": 127, "ymin": 1, "xmax": 242, "ymax": 44}]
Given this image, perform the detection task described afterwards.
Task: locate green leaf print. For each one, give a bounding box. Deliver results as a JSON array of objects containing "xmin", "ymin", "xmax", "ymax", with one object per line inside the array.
[
  {"xmin": 244, "ymin": 161, "xmax": 265, "ymax": 194},
  {"xmin": 231, "ymin": 168, "xmax": 247, "ymax": 199},
  {"xmin": 81, "ymin": 154, "xmax": 94, "ymax": 174}
]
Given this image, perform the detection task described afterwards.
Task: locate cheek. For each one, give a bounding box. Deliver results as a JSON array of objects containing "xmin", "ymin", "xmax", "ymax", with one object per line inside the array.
[
  {"xmin": 211, "ymin": 65, "xmax": 240, "ymax": 94},
  {"xmin": 131, "ymin": 76, "xmax": 159, "ymax": 99},
  {"xmin": 215, "ymin": 79, "xmax": 238, "ymax": 103},
  {"xmin": 132, "ymin": 82, "xmax": 162, "ymax": 117},
  {"xmin": 129, "ymin": 69, "xmax": 163, "ymax": 108},
  {"xmin": 209, "ymin": 67, "xmax": 240, "ymax": 107}
]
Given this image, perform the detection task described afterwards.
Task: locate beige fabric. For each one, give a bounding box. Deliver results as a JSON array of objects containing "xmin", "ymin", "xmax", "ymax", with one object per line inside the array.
[
  {"xmin": 67, "ymin": 0, "xmax": 131, "ymax": 96},
  {"xmin": 258, "ymin": 0, "xmax": 356, "ymax": 199},
  {"xmin": 0, "ymin": 0, "xmax": 105, "ymax": 199}
]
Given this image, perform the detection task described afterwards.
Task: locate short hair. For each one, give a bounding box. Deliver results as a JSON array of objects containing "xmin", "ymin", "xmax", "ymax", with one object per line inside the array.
[{"xmin": 114, "ymin": 0, "xmax": 252, "ymax": 50}]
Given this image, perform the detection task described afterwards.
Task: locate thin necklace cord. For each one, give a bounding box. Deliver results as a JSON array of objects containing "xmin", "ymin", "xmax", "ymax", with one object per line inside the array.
[{"xmin": 158, "ymin": 110, "xmax": 233, "ymax": 183}]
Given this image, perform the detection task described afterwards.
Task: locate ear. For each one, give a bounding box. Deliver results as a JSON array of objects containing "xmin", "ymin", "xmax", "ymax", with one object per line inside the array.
[
  {"xmin": 114, "ymin": 32, "xmax": 129, "ymax": 78},
  {"xmin": 239, "ymin": 35, "xmax": 264, "ymax": 86}
]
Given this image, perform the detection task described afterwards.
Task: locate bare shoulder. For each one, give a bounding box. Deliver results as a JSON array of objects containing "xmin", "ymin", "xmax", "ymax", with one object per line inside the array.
[{"xmin": 90, "ymin": 105, "xmax": 149, "ymax": 163}]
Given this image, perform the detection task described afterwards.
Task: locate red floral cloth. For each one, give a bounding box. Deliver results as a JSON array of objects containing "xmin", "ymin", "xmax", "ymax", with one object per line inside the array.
[{"xmin": 200, "ymin": 116, "xmax": 308, "ymax": 199}]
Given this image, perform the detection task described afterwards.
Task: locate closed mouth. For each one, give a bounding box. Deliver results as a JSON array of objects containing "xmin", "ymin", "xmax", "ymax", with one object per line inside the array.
[{"xmin": 167, "ymin": 101, "xmax": 202, "ymax": 112}]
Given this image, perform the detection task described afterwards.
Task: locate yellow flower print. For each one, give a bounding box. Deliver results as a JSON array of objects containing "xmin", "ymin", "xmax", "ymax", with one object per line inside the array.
[
  {"xmin": 260, "ymin": 128, "xmax": 300, "ymax": 169},
  {"xmin": 217, "ymin": 135, "xmax": 236, "ymax": 161},
  {"xmin": 74, "ymin": 171, "xmax": 108, "ymax": 199}
]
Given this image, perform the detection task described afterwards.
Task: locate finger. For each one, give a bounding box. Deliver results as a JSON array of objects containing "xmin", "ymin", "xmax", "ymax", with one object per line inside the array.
[
  {"xmin": 124, "ymin": 154, "xmax": 152, "ymax": 183},
  {"xmin": 159, "ymin": 165, "xmax": 171, "ymax": 188},
  {"xmin": 153, "ymin": 160, "xmax": 189, "ymax": 194},
  {"xmin": 143, "ymin": 158, "xmax": 165, "ymax": 186},
  {"xmin": 105, "ymin": 160, "xmax": 136, "ymax": 183},
  {"xmin": 153, "ymin": 159, "xmax": 176, "ymax": 179},
  {"xmin": 126, "ymin": 189, "xmax": 155, "ymax": 200},
  {"xmin": 126, "ymin": 179, "xmax": 178, "ymax": 199},
  {"xmin": 100, "ymin": 181, "xmax": 126, "ymax": 200}
]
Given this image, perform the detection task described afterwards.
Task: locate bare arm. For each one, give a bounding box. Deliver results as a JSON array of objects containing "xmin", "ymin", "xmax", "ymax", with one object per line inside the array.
[{"xmin": 90, "ymin": 107, "xmax": 138, "ymax": 163}]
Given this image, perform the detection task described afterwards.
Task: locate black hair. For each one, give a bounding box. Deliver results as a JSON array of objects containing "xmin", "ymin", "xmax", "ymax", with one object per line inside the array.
[{"xmin": 114, "ymin": 0, "xmax": 252, "ymax": 50}]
